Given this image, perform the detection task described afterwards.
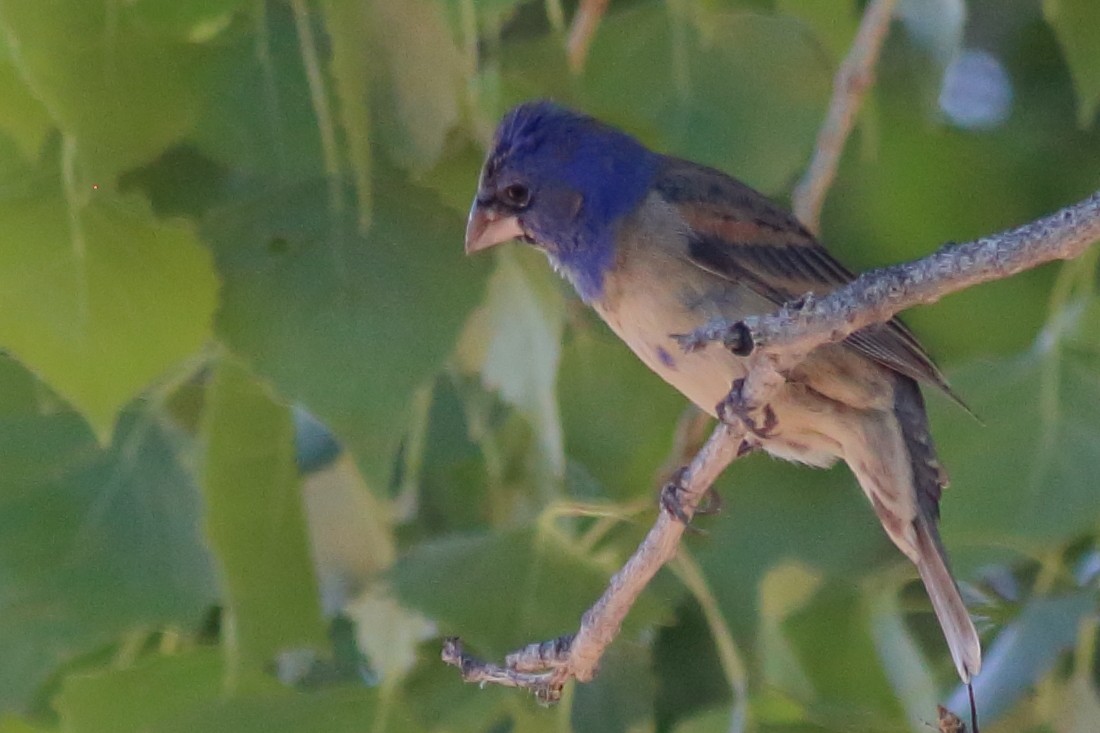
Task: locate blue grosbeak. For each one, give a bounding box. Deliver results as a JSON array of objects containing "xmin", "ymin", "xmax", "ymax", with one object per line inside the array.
[{"xmin": 464, "ymin": 101, "xmax": 980, "ymax": 682}]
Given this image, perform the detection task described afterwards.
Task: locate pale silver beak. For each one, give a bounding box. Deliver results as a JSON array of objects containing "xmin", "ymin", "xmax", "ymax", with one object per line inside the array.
[{"xmin": 465, "ymin": 201, "xmax": 525, "ymax": 254}]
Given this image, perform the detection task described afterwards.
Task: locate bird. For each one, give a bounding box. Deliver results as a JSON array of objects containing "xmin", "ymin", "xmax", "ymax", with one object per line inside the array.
[{"xmin": 463, "ymin": 100, "xmax": 981, "ymax": 682}]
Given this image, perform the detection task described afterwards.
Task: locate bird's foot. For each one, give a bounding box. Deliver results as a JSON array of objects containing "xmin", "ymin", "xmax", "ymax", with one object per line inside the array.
[
  {"xmin": 673, "ymin": 318, "xmax": 753, "ymax": 355},
  {"xmin": 717, "ymin": 378, "xmax": 778, "ymax": 439},
  {"xmin": 659, "ymin": 467, "xmax": 721, "ymax": 532}
]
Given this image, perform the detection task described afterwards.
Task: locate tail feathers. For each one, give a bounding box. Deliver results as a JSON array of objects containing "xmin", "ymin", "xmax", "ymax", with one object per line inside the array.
[
  {"xmin": 915, "ymin": 514, "xmax": 982, "ymax": 682},
  {"xmin": 892, "ymin": 373, "xmax": 981, "ymax": 681}
]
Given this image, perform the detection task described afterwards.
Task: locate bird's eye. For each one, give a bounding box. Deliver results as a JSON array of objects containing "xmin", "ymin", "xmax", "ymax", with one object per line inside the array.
[{"xmin": 501, "ymin": 183, "xmax": 531, "ymax": 209}]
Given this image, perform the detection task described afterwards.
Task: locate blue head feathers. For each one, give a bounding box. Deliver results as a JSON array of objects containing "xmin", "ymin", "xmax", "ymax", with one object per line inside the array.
[{"xmin": 482, "ymin": 101, "xmax": 659, "ymax": 301}]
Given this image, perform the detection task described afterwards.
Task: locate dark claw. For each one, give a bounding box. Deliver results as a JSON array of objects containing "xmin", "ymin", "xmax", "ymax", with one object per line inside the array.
[
  {"xmin": 659, "ymin": 467, "xmax": 716, "ymax": 534},
  {"xmin": 716, "ymin": 380, "xmax": 778, "ymax": 439},
  {"xmin": 659, "ymin": 466, "xmax": 692, "ymax": 524},
  {"xmin": 722, "ymin": 321, "xmax": 753, "ymax": 356}
]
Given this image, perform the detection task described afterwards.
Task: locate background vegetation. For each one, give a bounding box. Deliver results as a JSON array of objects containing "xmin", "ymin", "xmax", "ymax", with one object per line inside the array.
[{"xmin": 0, "ymin": 0, "xmax": 1098, "ymax": 731}]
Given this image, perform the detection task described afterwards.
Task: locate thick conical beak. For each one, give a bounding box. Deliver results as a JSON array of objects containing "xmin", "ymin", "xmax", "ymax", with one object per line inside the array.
[{"xmin": 465, "ymin": 201, "xmax": 525, "ymax": 254}]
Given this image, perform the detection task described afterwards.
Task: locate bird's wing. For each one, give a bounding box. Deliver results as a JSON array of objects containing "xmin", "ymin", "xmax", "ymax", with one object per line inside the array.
[{"xmin": 654, "ymin": 156, "xmax": 964, "ymax": 406}]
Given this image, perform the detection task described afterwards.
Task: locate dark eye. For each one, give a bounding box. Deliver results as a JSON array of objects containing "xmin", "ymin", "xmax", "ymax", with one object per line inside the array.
[{"xmin": 501, "ymin": 183, "xmax": 531, "ymax": 209}]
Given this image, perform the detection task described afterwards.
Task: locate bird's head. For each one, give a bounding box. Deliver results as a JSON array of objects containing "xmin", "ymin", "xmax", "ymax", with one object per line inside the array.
[{"xmin": 465, "ymin": 101, "xmax": 658, "ymax": 301}]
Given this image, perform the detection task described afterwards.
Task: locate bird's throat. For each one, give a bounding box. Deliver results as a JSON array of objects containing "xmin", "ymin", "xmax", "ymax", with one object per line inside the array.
[{"xmin": 545, "ymin": 234, "xmax": 617, "ymax": 304}]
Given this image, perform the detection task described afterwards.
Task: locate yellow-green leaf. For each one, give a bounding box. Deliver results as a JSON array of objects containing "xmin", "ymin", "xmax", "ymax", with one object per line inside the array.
[
  {"xmin": 1044, "ymin": 0, "xmax": 1100, "ymax": 127},
  {"xmin": 0, "ymin": 0, "xmax": 213, "ymax": 177},
  {"xmin": 201, "ymin": 359, "xmax": 328, "ymax": 689},
  {"xmin": 0, "ymin": 191, "xmax": 217, "ymax": 440}
]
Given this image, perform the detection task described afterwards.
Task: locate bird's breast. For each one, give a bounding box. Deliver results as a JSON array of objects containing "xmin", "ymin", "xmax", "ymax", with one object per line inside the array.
[
  {"xmin": 591, "ymin": 244, "xmax": 842, "ymax": 469},
  {"xmin": 592, "ymin": 254, "xmax": 751, "ymax": 417}
]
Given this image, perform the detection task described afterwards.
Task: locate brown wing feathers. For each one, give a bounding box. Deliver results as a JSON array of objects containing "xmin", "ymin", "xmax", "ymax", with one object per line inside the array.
[{"xmin": 657, "ymin": 156, "xmax": 963, "ymax": 405}]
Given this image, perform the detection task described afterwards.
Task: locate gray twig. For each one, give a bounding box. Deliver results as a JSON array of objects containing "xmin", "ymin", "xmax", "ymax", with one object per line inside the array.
[
  {"xmin": 441, "ymin": 423, "xmax": 749, "ymax": 702},
  {"xmin": 566, "ymin": 0, "xmax": 610, "ymax": 73},
  {"xmin": 692, "ymin": 191, "xmax": 1100, "ymax": 377},
  {"xmin": 441, "ymin": 638, "xmax": 559, "ymax": 702},
  {"xmin": 792, "ymin": 0, "xmax": 897, "ymax": 232}
]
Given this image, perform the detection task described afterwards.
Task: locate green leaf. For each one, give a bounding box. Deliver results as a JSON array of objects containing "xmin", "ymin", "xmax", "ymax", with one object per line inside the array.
[
  {"xmin": 416, "ymin": 137, "xmax": 488, "ymax": 217},
  {"xmin": 671, "ymin": 706, "xmax": 839, "ymax": 733},
  {"xmin": 897, "ymin": 0, "xmax": 966, "ymax": 65},
  {"xmin": 369, "ymin": 0, "xmax": 464, "ymax": 172},
  {"xmin": 571, "ymin": 643, "xmax": 657, "ymax": 733},
  {"xmin": 201, "ymin": 359, "xmax": 328, "ymax": 687},
  {"xmin": 0, "ymin": 189, "xmax": 218, "ymax": 440},
  {"xmin": 776, "ymin": 0, "xmax": 858, "ymax": 62},
  {"xmin": 579, "ymin": 3, "xmax": 832, "ymax": 193},
  {"xmin": 931, "ymin": 347, "xmax": 1100, "ymax": 564},
  {"xmin": 439, "ymin": 0, "xmax": 528, "ymax": 36},
  {"xmin": 0, "ymin": 0, "xmax": 214, "ymax": 178},
  {"xmin": 0, "ymin": 361, "xmax": 217, "ymax": 710},
  {"xmin": 55, "ymin": 650, "xmax": 223, "ymax": 733},
  {"xmin": 319, "ymin": 0, "xmax": 372, "ymax": 230},
  {"xmin": 757, "ymin": 563, "xmax": 822, "ymax": 701},
  {"xmin": 0, "ymin": 35, "xmax": 51, "ymax": 161},
  {"xmin": 205, "ymin": 172, "xmax": 489, "ymax": 485},
  {"xmin": 302, "ymin": 453, "xmax": 397, "ymax": 600},
  {"xmin": 149, "ymin": 688, "xmax": 420, "ymax": 733},
  {"xmin": 1056, "ymin": 658, "xmax": 1100, "ymax": 733},
  {"xmin": 414, "ymin": 377, "xmax": 495, "ymax": 532},
  {"xmin": 669, "ymin": 707, "xmax": 731, "ymax": 733},
  {"xmin": 945, "ymin": 592, "xmax": 1095, "ymax": 722},
  {"xmin": 400, "ymin": 646, "xmax": 516, "ymax": 733},
  {"xmin": 190, "ymin": 2, "xmax": 325, "ymax": 180},
  {"xmin": 52, "ymin": 644, "xmax": 467, "ymax": 733},
  {"xmin": 344, "ymin": 589, "xmax": 434, "ymax": 683},
  {"xmin": 124, "ymin": 0, "xmax": 243, "ymax": 42},
  {"xmin": 867, "ymin": 585, "xmax": 939, "ymax": 732},
  {"xmin": 1044, "ymin": 0, "xmax": 1100, "ymax": 127},
  {"xmin": 0, "ymin": 717, "xmax": 52, "ymax": 733},
  {"xmin": 784, "ymin": 585, "xmax": 905, "ymax": 726},
  {"xmin": 468, "ymin": 249, "xmax": 567, "ymax": 481},
  {"xmin": 559, "ymin": 326, "xmax": 687, "ymax": 500},
  {"xmin": 390, "ymin": 524, "xmax": 668, "ymax": 658},
  {"xmin": 506, "ymin": 702, "xmax": 562, "ymax": 733},
  {"xmin": 652, "ymin": 598, "xmax": 737, "ymax": 728},
  {"xmin": 697, "ymin": 457, "xmax": 888, "ymax": 641}
]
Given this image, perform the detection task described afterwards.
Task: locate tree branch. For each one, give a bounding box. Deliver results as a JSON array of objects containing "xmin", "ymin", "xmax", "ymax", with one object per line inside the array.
[
  {"xmin": 566, "ymin": 0, "xmax": 610, "ymax": 74},
  {"xmin": 792, "ymin": 0, "xmax": 896, "ymax": 232},
  {"xmin": 682, "ymin": 191, "xmax": 1100, "ymax": 378},
  {"xmin": 442, "ymin": 422, "xmax": 749, "ymax": 702}
]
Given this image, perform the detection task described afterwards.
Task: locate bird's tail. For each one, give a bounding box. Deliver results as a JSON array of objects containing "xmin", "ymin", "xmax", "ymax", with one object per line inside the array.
[
  {"xmin": 914, "ymin": 514, "xmax": 982, "ymax": 681},
  {"xmin": 893, "ymin": 375, "xmax": 982, "ymax": 682}
]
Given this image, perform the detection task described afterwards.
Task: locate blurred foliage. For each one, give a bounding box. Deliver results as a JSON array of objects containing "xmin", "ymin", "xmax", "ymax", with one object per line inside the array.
[{"xmin": 0, "ymin": 0, "xmax": 1097, "ymax": 732}]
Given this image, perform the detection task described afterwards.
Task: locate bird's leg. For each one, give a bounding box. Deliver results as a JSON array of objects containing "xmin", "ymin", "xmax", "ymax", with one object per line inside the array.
[
  {"xmin": 660, "ymin": 462, "xmax": 704, "ymax": 526},
  {"xmin": 716, "ymin": 378, "xmax": 779, "ymax": 439},
  {"xmin": 660, "ymin": 440, "xmax": 755, "ymax": 526}
]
